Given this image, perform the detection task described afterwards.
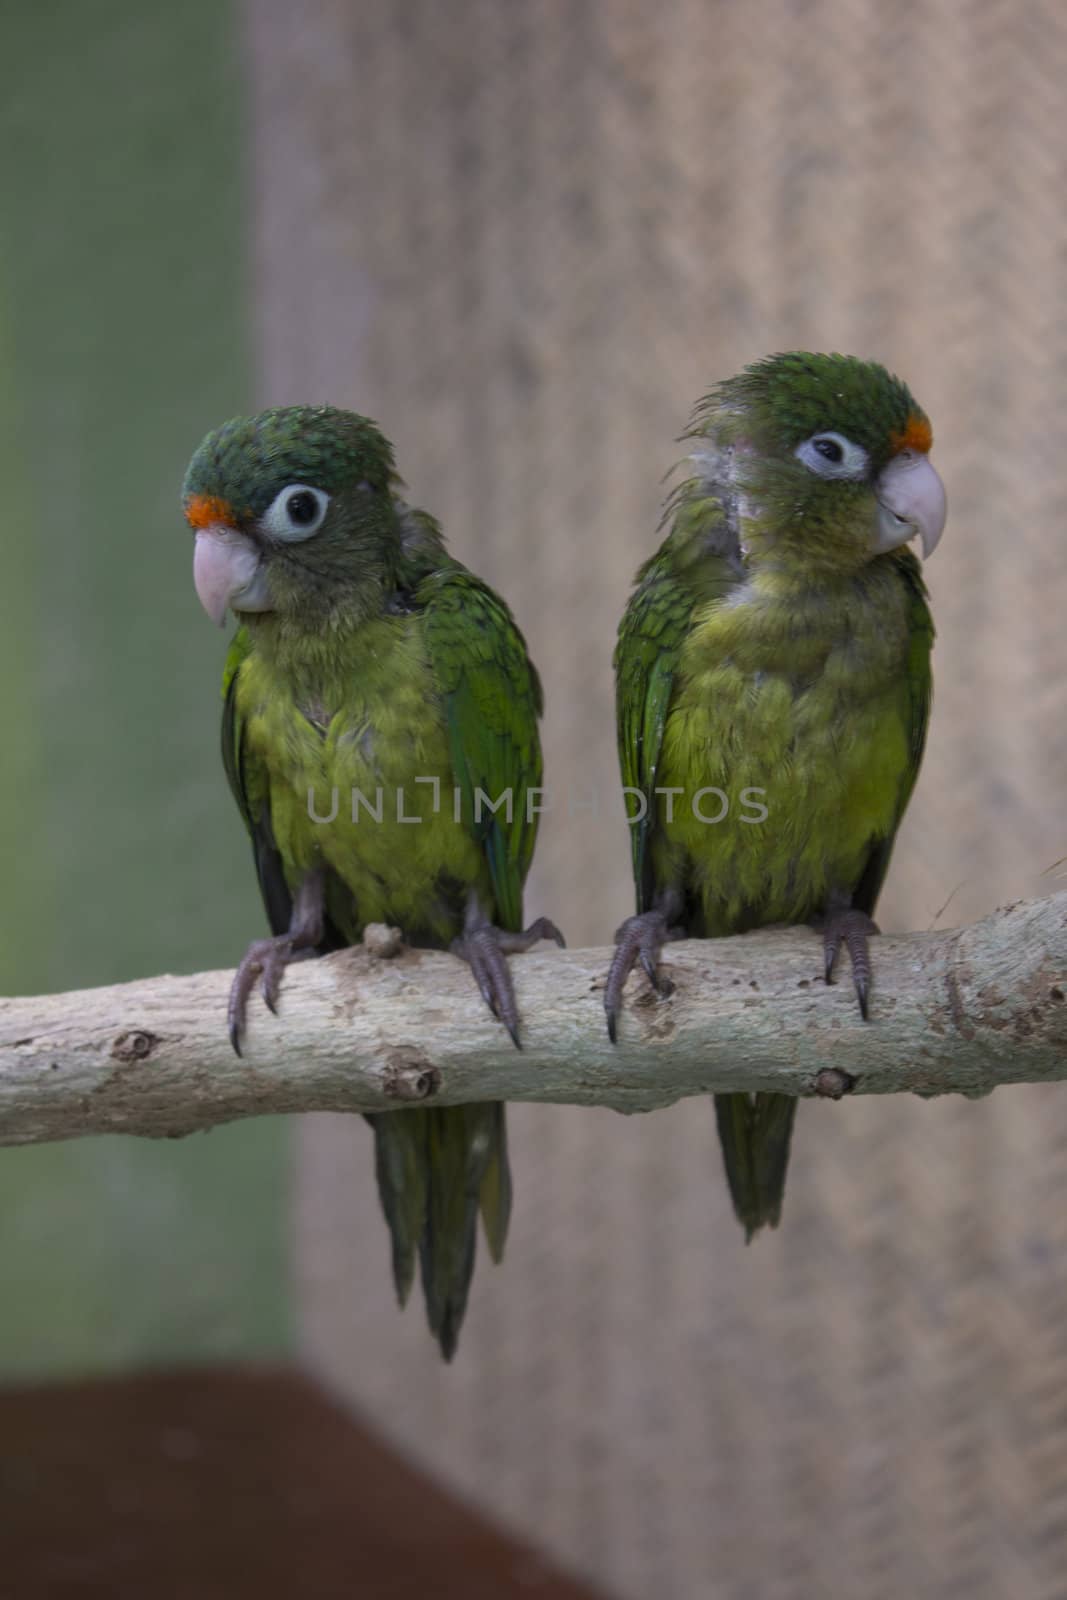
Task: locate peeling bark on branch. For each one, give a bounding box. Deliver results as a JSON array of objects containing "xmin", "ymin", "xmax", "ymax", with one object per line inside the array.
[{"xmin": 1, "ymin": 895, "xmax": 1065, "ymax": 1147}]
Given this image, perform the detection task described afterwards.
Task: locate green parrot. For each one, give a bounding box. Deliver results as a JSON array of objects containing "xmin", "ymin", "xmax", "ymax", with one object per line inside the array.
[
  {"xmin": 183, "ymin": 404, "xmax": 563, "ymax": 1358},
  {"xmin": 605, "ymin": 353, "xmax": 946, "ymax": 1238}
]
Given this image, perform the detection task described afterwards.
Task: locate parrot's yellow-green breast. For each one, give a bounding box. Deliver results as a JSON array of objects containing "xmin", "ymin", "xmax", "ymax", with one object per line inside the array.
[
  {"xmin": 236, "ymin": 612, "xmax": 489, "ymax": 945},
  {"xmin": 655, "ymin": 563, "xmax": 914, "ymax": 932}
]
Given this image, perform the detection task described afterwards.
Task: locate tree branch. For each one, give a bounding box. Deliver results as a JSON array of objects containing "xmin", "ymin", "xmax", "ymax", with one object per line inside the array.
[{"xmin": 1, "ymin": 894, "xmax": 1065, "ymax": 1147}]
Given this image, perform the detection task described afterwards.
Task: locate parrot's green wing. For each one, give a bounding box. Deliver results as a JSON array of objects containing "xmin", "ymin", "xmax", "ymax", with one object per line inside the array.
[
  {"xmin": 420, "ymin": 563, "xmax": 544, "ymax": 935},
  {"xmin": 615, "ymin": 497, "xmax": 742, "ymax": 911},
  {"xmin": 220, "ymin": 626, "xmax": 293, "ymax": 939},
  {"xmin": 853, "ymin": 548, "xmax": 934, "ymax": 914},
  {"xmin": 615, "ymin": 556, "xmax": 692, "ymax": 912}
]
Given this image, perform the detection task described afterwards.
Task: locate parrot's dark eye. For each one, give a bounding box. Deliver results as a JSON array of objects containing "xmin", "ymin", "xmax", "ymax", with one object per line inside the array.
[
  {"xmin": 260, "ymin": 482, "xmax": 331, "ymax": 543},
  {"xmin": 795, "ymin": 431, "xmax": 870, "ymax": 482},
  {"xmin": 286, "ymin": 491, "xmax": 318, "ymax": 524}
]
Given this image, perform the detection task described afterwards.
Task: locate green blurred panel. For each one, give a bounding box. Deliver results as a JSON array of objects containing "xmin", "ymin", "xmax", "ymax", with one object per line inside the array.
[{"xmin": 0, "ymin": 0, "xmax": 289, "ymax": 1372}]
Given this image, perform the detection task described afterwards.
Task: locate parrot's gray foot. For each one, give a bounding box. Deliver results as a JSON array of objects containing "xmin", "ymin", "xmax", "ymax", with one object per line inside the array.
[
  {"xmin": 821, "ymin": 903, "xmax": 878, "ymax": 1020},
  {"xmin": 451, "ymin": 903, "xmax": 565, "ymax": 1050},
  {"xmin": 604, "ymin": 907, "xmax": 684, "ymax": 1043},
  {"xmin": 228, "ymin": 870, "xmax": 325, "ymax": 1055}
]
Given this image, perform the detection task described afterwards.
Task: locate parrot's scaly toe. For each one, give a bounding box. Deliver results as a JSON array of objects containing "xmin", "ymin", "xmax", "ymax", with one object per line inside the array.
[
  {"xmin": 604, "ymin": 909, "xmax": 680, "ymax": 1043},
  {"xmin": 227, "ymin": 934, "xmax": 295, "ymax": 1054},
  {"xmin": 452, "ymin": 908, "xmax": 565, "ymax": 1049},
  {"xmin": 227, "ymin": 870, "xmax": 326, "ymax": 1054},
  {"xmin": 822, "ymin": 906, "xmax": 879, "ymax": 1020},
  {"xmin": 495, "ymin": 915, "xmax": 566, "ymax": 954}
]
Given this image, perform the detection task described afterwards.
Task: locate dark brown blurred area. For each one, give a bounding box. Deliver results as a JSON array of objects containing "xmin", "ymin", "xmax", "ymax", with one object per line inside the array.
[{"xmin": 0, "ymin": 1370, "xmax": 607, "ymax": 1599}]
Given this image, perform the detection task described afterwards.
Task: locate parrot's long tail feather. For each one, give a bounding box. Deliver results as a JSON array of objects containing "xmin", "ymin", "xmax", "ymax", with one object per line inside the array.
[
  {"xmin": 714, "ymin": 1091, "xmax": 796, "ymax": 1241},
  {"xmin": 369, "ymin": 1103, "xmax": 511, "ymax": 1360}
]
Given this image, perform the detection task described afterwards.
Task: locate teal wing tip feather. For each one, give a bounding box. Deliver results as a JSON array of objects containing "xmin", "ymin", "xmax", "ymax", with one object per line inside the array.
[
  {"xmin": 372, "ymin": 1104, "xmax": 512, "ymax": 1362},
  {"xmin": 436, "ymin": 1309, "xmax": 461, "ymax": 1364},
  {"xmin": 714, "ymin": 1092, "xmax": 797, "ymax": 1241},
  {"xmin": 392, "ymin": 1249, "xmax": 416, "ymax": 1310}
]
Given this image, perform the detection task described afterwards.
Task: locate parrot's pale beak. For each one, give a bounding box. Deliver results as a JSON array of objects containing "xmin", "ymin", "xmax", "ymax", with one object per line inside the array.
[
  {"xmin": 873, "ymin": 452, "xmax": 947, "ymax": 560},
  {"xmin": 193, "ymin": 525, "xmax": 272, "ymax": 627}
]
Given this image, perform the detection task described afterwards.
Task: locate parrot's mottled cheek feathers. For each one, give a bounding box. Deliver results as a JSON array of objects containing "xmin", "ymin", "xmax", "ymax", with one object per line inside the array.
[{"xmin": 184, "ymin": 493, "xmax": 237, "ymax": 531}]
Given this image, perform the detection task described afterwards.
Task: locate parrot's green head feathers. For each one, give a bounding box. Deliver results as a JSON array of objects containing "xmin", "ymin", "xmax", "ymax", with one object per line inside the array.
[
  {"xmin": 685, "ymin": 352, "xmax": 946, "ymax": 575},
  {"xmin": 183, "ymin": 405, "xmax": 413, "ymax": 631},
  {"xmin": 716, "ymin": 352, "xmax": 929, "ymax": 469}
]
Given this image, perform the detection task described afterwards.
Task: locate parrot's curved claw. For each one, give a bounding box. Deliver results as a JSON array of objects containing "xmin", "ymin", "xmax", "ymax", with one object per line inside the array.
[
  {"xmin": 227, "ymin": 869, "xmax": 326, "ymax": 1055},
  {"xmin": 227, "ymin": 934, "xmax": 296, "ymax": 1054},
  {"xmin": 604, "ymin": 910, "xmax": 681, "ymax": 1043},
  {"xmin": 822, "ymin": 907, "xmax": 879, "ymax": 1020},
  {"xmin": 452, "ymin": 911, "xmax": 565, "ymax": 1050}
]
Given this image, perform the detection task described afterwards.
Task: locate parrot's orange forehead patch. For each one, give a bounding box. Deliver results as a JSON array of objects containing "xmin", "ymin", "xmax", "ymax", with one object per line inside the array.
[
  {"xmin": 889, "ymin": 414, "xmax": 933, "ymax": 455},
  {"xmin": 184, "ymin": 493, "xmax": 236, "ymax": 530}
]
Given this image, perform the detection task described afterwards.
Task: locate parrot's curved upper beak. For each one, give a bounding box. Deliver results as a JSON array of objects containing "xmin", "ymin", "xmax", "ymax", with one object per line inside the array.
[
  {"xmin": 193, "ymin": 525, "xmax": 272, "ymax": 627},
  {"xmin": 873, "ymin": 451, "xmax": 947, "ymax": 560}
]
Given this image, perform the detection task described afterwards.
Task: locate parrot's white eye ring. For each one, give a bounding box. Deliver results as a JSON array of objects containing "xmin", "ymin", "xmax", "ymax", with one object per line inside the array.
[
  {"xmin": 261, "ymin": 483, "xmax": 331, "ymax": 542},
  {"xmin": 795, "ymin": 431, "xmax": 870, "ymax": 482}
]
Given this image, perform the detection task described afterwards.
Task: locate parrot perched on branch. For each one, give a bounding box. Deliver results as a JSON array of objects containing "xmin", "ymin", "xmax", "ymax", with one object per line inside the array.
[
  {"xmin": 183, "ymin": 405, "xmax": 562, "ymax": 1358},
  {"xmin": 606, "ymin": 353, "xmax": 946, "ymax": 1238}
]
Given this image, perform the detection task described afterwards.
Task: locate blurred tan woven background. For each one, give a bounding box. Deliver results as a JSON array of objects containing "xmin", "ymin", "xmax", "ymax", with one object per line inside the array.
[{"xmin": 245, "ymin": 3, "xmax": 1067, "ymax": 1596}]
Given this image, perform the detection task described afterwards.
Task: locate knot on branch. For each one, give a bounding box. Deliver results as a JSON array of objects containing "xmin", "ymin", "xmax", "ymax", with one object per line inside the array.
[
  {"xmin": 383, "ymin": 1050, "xmax": 441, "ymax": 1102},
  {"xmin": 111, "ymin": 1030, "xmax": 160, "ymax": 1063},
  {"xmin": 813, "ymin": 1068, "xmax": 855, "ymax": 1100}
]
